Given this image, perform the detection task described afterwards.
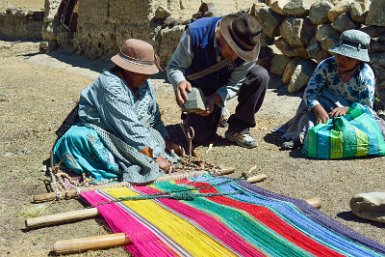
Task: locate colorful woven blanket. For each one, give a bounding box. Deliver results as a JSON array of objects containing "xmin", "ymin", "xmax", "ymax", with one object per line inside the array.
[{"xmin": 81, "ymin": 175, "xmax": 385, "ymax": 257}]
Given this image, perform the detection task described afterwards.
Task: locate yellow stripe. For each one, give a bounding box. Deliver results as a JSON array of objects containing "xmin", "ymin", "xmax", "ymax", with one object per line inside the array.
[
  {"xmin": 353, "ymin": 126, "xmax": 369, "ymax": 157},
  {"xmin": 103, "ymin": 187, "xmax": 237, "ymax": 257}
]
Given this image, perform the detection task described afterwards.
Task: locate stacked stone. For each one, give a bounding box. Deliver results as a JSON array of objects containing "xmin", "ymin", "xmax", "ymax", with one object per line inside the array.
[
  {"xmin": 250, "ymin": 0, "xmax": 385, "ymax": 104},
  {"xmin": 0, "ymin": 7, "xmax": 44, "ymax": 41}
]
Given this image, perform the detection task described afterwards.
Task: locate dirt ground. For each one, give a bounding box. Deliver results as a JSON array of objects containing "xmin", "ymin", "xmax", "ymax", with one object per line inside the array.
[
  {"xmin": 0, "ymin": 0, "xmax": 44, "ymax": 10},
  {"xmin": 1, "ymin": 38, "xmax": 385, "ymax": 256}
]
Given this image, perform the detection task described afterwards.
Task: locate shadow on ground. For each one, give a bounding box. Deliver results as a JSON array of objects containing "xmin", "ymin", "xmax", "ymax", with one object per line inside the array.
[{"xmin": 337, "ymin": 211, "xmax": 385, "ymax": 229}]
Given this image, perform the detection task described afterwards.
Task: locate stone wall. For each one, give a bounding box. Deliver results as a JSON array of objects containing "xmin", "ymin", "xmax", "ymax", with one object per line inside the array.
[
  {"xmin": 8, "ymin": 0, "xmax": 385, "ymax": 110},
  {"xmin": 42, "ymin": 0, "xmax": 255, "ymax": 63},
  {"xmin": 251, "ymin": 0, "xmax": 385, "ymax": 110},
  {"xmin": 0, "ymin": 7, "xmax": 44, "ymax": 40}
]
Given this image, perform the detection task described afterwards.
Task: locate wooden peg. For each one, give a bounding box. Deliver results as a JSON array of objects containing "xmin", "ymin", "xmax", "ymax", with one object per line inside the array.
[
  {"xmin": 53, "ymin": 233, "xmax": 130, "ymax": 255},
  {"xmin": 26, "ymin": 208, "xmax": 99, "ymax": 229},
  {"xmin": 246, "ymin": 174, "xmax": 267, "ymax": 183}
]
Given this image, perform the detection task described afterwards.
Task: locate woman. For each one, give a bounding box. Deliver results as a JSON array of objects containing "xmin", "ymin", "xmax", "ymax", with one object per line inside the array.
[
  {"xmin": 278, "ymin": 29, "xmax": 385, "ymax": 149},
  {"xmin": 53, "ymin": 39, "xmax": 183, "ymax": 184}
]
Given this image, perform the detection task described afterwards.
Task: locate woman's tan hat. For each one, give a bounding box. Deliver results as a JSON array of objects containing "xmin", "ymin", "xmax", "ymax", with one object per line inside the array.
[
  {"xmin": 111, "ymin": 39, "xmax": 160, "ymax": 75},
  {"xmin": 219, "ymin": 14, "xmax": 262, "ymax": 62}
]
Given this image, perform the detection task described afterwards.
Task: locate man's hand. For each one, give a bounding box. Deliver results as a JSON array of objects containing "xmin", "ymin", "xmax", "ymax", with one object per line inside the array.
[
  {"xmin": 166, "ymin": 140, "xmax": 185, "ymax": 156},
  {"xmin": 155, "ymin": 155, "xmax": 173, "ymax": 173},
  {"xmin": 175, "ymin": 80, "xmax": 192, "ymax": 106},
  {"xmin": 329, "ymin": 106, "xmax": 349, "ymax": 117},
  {"xmin": 195, "ymin": 94, "xmax": 222, "ymax": 116},
  {"xmin": 312, "ymin": 104, "xmax": 329, "ymax": 124}
]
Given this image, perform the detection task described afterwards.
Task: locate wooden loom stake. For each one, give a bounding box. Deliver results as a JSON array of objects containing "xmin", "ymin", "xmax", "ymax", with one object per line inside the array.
[
  {"xmin": 26, "ymin": 208, "xmax": 99, "ymax": 229},
  {"xmin": 53, "ymin": 233, "xmax": 130, "ymax": 255}
]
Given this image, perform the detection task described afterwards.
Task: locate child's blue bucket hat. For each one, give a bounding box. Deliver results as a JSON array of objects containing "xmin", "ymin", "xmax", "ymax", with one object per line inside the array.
[{"xmin": 329, "ymin": 29, "xmax": 370, "ymax": 62}]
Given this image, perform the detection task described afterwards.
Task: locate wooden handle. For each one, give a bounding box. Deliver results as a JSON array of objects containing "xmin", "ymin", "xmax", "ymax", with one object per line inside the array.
[
  {"xmin": 246, "ymin": 174, "xmax": 267, "ymax": 183},
  {"xmin": 32, "ymin": 189, "xmax": 78, "ymax": 203},
  {"xmin": 26, "ymin": 208, "xmax": 99, "ymax": 229},
  {"xmin": 53, "ymin": 233, "xmax": 130, "ymax": 255}
]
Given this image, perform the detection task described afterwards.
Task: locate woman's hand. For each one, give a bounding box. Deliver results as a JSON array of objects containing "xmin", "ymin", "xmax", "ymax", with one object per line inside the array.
[
  {"xmin": 312, "ymin": 104, "xmax": 329, "ymax": 124},
  {"xmin": 166, "ymin": 140, "xmax": 185, "ymax": 156},
  {"xmin": 329, "ymin": 106, "xmax": 349, "ymax": 117},
  {"xmin": 155, "ymin": 155, "xmax": 173, "ymax": 173}
]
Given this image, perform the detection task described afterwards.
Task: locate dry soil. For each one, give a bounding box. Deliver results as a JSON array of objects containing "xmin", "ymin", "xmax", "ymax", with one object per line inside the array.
[{"xmin": 1, "ymin": 40, "xmax": 384, "ymax": 257}]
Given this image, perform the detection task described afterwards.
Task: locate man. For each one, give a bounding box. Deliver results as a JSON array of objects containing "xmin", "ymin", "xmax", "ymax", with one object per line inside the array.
[
  {"xmin": 167, "ymin": 14, "xmax": 270, "ymax": 148},
  {"xmin": 53, "ymin": 39, "xmax": 182, "ymax": 184}
]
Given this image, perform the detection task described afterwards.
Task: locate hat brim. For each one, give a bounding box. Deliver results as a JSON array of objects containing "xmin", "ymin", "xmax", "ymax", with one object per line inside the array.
[
  {"xmin": 329, "ymin": 44, "xmax": 370, "ymax": 62},
  {"xmin": 219, "ymin": 15, "xmax": 260, "ymax": 62},
  {"xmin": 111, "ymin": 54, "xmax": 159, "ymax": 75}
]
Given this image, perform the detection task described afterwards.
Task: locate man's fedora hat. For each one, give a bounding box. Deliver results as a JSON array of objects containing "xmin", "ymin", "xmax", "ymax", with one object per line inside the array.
[
  {"xmin": 329, "ymin": 29, "xmax": 370, "ymax": 62},
  {"xmin": 219, "ymin": 14, "xmax": 262, "ymax": 62},
  {"xmin": 111, "ymin": 39, "xmax": 160, "ymax": 75}
]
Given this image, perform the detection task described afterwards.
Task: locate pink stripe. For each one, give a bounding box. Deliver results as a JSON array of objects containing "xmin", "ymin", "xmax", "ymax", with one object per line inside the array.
[
  {"xmin": 81, "ymin": 191, "xmax": 178, "ymax": 257},
  {"xmin": 134, "ymin": 185, "xmax": 266, "ymax": 257}
]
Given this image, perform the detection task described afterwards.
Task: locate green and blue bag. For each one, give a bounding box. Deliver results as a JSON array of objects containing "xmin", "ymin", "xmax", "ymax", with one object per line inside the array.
[{"xmin": 302, "ymin": 103, "xmax": 385, "ymax": 159}]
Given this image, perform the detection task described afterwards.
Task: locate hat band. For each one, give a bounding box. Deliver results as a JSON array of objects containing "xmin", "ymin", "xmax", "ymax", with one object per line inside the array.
[
  {"xmin": 228, "ymin": 22, "xmax": 261, "ymax": 51},
  {"xmin": 341, "ymin": 39, "xmax": 368, "ymax": 50},
  {"xmin": 119, "ymin": 50, "xmax": 155, "ymax": 66}
]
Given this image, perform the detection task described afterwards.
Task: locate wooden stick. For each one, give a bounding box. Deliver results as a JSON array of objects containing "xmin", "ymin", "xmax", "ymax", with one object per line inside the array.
[
  {"xmin": 25, "ymin": 208, "xmax": 99, "ymax": 229},
  {"xmin": 53, "ymin": 233, "xmax": 130, "ymax": 255},
  {"xmin": 246, "ymin": 174, "xmax": 267, "ymax": 183}
]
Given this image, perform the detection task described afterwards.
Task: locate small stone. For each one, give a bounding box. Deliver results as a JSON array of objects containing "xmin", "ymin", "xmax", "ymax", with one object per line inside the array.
[
  {"xmin": 21, "ymin": 147, "xmax": 32, "ymax": 155},
  {"xmin": 154, "ymin": 6, "xmax": 171, "ymax": 20}
]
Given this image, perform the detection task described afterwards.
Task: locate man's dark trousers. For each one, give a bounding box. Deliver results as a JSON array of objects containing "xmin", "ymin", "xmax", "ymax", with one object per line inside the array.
[{"xmin": 184, "ymin": 65, "xmax": 270, "ymax": 144}]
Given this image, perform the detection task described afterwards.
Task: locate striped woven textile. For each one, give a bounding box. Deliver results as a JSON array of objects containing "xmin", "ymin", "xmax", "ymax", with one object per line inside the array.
[{"xmin": 81, "ymin": 175, "xmax": 385, "ymax": 257}]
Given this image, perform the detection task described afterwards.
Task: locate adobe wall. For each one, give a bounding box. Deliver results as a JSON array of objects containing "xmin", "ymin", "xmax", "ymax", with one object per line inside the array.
[{"xmin": 43, "ymin": 0, "xmax": 255, "ymax": 61}]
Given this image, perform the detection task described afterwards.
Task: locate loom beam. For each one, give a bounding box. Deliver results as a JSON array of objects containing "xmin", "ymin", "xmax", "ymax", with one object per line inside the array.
[
  {"xmin": 53, "ymin": 233, "xmax": 130, "ymax": 254},
  {"xmin": 25, "ymin": 208, "xmax": 99, "ymax": 229}
]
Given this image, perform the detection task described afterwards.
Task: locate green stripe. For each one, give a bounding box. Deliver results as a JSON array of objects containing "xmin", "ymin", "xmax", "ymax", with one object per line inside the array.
[{"xmin": 155, "ymin": 181, "xmax": 313, "ymax": 257}]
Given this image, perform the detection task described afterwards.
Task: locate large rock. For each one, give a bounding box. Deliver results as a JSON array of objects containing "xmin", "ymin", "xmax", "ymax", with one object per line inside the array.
[
  {"xmin": 360, "ymin": 25, "xmax": 385, "ymax": 38},
  {"xmin": 251, "ymin": 3, "xmax": 283, "ymax": 38},
  {"xmin": 370, "ymin": 38, "xmax": 385, "ymax": 53},
  {"xmin": 316, "ymin": 24, "xmax": 339, "ymax": 52},
  {"xmin": 158, "ymin": 25, "xmax": 186, "ymax": 67},
  {"xmin": 275, "ymin": 37, "xmax": 309, "ymax": 58},
  {"xmin": 350, "ymin": 192, "xmax": 385, "ymax": 224},
  {"xmin": 350, "ymin": 0, "xmax": 370, "ymax": 23},
  {"xmin": 270, "ymin": 54, "xmax": 290, "ymax": 76},
  {"xmin": 332, "ymin": 13, "xmax": 359, "ymax": 32},
  {"xmin": 282, "ymin": 58, "xmax": 301, "ymax": 84},
  {"xmin": 280, "ymin": 17, "xmax": 316, "ymax": 47},
  {"xmin": 366, "ymin": 0, "xmax": 385, "ymax": 26},
  {"xmin": 283, "ymin": 0, "xmax": 317, "ymax": 17},
  {"xmin": 269, "ymin": 0, "xmax": 291, "ymax": 15},
  {"xmin": 328, "ymin": 0, "xmax": 352, "ymax": 22},
  {"xmin": 288, "ymin": 59, "xmax": 317, "ymax": 93},
  {"xmin": 307, "ymin": 37, "xmax": 331, "ymax": 62},
  {"xmin": 309, "ymin": 1, "xmax": 333, "ymax": 25}
]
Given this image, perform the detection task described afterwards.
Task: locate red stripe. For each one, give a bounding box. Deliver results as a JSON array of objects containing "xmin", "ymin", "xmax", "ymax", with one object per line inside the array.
[{"xmin": 186, "ymin": 181, "xmax": 344, "ymax": 257}]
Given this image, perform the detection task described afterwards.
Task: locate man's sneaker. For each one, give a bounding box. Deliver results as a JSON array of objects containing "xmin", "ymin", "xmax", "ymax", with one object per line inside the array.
[{"xmin": 225, "ymin": 130, "xmax": 257, "ymax": 148}]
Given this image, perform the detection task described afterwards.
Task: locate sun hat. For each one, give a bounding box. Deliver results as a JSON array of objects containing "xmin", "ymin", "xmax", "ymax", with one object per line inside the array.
[
  {"xmin": 219, "ymin": 14, "xmax": 262, "ymax": 62},
  {"xmin": 329, "ymin": 30, "xmax": 370, "ymax": 62},
  {"xmin": 111, "ymin": 39, "xmax": 160, "ymax": 75}
]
